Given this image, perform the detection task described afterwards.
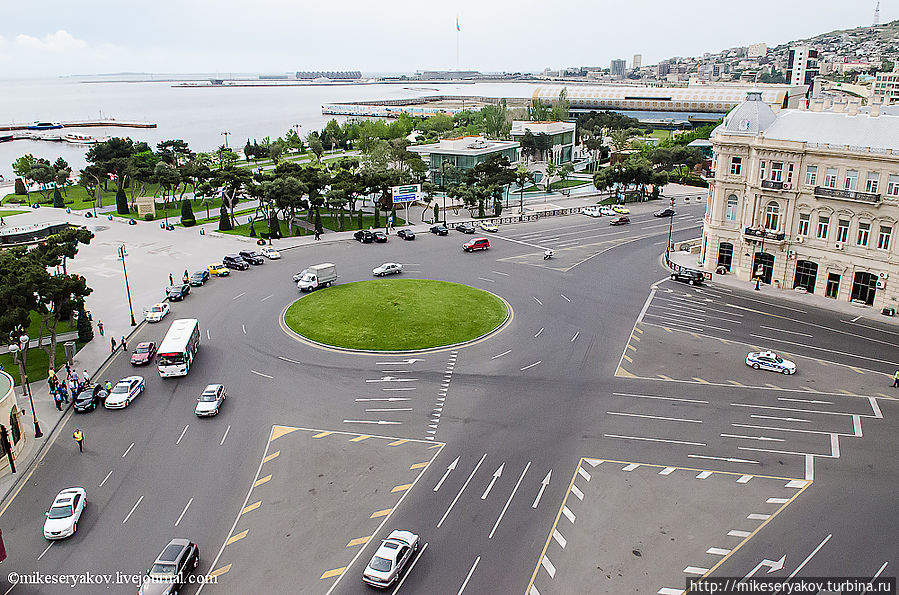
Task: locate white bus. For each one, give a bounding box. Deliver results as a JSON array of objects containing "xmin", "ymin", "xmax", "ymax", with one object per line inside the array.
[{"xmin": 157, "ymin": 319, "xmax": 200, "ymax": 378}]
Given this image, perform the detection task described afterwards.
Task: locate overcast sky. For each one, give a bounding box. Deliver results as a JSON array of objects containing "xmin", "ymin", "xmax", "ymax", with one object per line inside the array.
[{"xmin": 0, "ymin": 0, "xmax": 893, "ymax": 78}]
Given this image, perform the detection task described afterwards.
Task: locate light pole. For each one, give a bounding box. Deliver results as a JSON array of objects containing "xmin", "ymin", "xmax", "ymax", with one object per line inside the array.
[
  {"xmin": 221, "ymin": 131, "xmax": 231, "ymax": 149},
  {"xmin": 666, "ymin": 196, "xmax": 676, "ymax": 261},
  {"xmin": 440, "ymin": 162, "xmax": 449, "ymax": 226},
  {"xmin": 8, "ymin": 329, "xmax": 42, "ymax": 438},
  {"xmin": 119, "ymin": 245, "xmax": 136, "ymax": 326}
]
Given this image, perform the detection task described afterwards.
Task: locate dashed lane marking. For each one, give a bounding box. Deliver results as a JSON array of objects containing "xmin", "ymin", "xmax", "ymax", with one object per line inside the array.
[
  {"xmin": 263, "ymin": 451, "xmax": 280, "ymax": 463},
  {"xmin": 320, "ymin": 567, "xmax": 346, "ymax": 580},
  {"xmin": 254, "ymin": 475, "xmax": 271, "ymax": 488},
  {"xmin": 242, "ymin": 501, "xmax": 261, "ymax": 515},
  {"xmin": 370, "ymin": 508, "xmax": 392, "ymax": 518},
  {"xmin": 209, "ymin": 565, "xmax": 231, "ymax": 579},
  {"xmin": 346, "ymin": 536, "xmax": 370, "ymax": 547},
  {"xmin": 226, "ymin": 530, "xmax": 248, "ymax": 545}
]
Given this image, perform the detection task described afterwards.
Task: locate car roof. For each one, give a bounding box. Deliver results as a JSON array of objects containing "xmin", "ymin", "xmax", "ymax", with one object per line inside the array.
[
  {"xmin": 203, "ymin": 384, "xmax": 223, "ymax": 393},
  {"xmin": 53, "ymin": 487, "xmax": 85, "ymax": 502},
  {"xmin": 120, "ymin": 375, "xmax": 143, "ymax": 383},
  {"xmin": 156, "ymin": 538, "xmax": 191, "ymax": 563},
  {"xmin": 136, "ymin": 342, "xmax": 153, "ymax": 348}
]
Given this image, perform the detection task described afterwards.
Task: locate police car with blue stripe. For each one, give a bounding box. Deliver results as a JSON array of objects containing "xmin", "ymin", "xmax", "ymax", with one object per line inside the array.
[{"xmin": 745, "ymin": 351, "xmax": 796, "ymax": 375}]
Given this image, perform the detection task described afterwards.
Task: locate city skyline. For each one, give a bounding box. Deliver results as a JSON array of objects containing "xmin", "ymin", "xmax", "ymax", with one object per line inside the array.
[{"xmin": 0, "ymin": 0, "xmax": 893, "ymax": 78}]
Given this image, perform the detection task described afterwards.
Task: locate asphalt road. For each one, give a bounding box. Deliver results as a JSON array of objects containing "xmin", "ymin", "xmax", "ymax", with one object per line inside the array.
[{"xmin": 1, "ymin": 198, "xmax": 895, "ymax": 595}]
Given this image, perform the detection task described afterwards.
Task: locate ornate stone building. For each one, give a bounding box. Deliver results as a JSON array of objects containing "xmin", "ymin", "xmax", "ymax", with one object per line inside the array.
[{"xmin": 701, "ymin": 92, "xmax": 899, "ymax": 309}]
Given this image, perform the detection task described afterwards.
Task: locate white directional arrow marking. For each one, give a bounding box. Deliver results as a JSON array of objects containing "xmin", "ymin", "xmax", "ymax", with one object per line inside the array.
[
  {"xmin": 433, "ymin": 457, "xmax": 459, "ymax": 492},
  {"xmin": 744, "ymin": 555, "xmax": 786, "ymax": 579},
  {"xmin": 481, "ymin": 463, "xmax": 504, "ymax": 499},
  {"xmin": 532, "ymin": 470, "xmax": 551, "ymax": 508},
  {"xmin": 365, "ymin": 376, "xmax": 416, "ymax": 383},
  {"xmin": 375, "ymin": 359, "xmax": 423, "ymax": 365},
  {"xmin": 355, "ymin": 397, "xmax": 410, "ymax": 402},
  {"xmin": 342, "ymin": 420, "xmax": 402, "ymax": 425}
]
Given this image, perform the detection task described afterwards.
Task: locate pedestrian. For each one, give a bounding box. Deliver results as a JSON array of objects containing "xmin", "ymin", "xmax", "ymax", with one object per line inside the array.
[
  {"xmin": 893, "ymin": 370, "xmax": 899, "ymax": 388},
  {"xmin": 65, "ymin": 362, "xmax": 71, "ymax": 378},
  {"xmin": 111, "ymin": 337, "xmax": 117, "ymax": 353},
  {"xmin": 54, "ymin": 391, "xmax": 63, "ymax": 411},
  {"xmin": 97, "ymin": 320, "xmax": 104, "ymax": 336},
  {"xmin": 48, "ymin": 376, "xmax": 56, "ymax": 392},
  {"xmin": 169, "ymin": 273, "xmax": 174, "ymax": 285},
  {"xmin": 184, "ymin": 269, "xmax": 189, "ymax": 280},
  {"xmin": 105, "ymin": 380, "xmax": 113, "ymax": 392},
  {"xmin": 0, "ymin": 217, "xmax": 4, "ymax": 226},
  {"xmin": 82, "ymin": 369, "xmax": 91, "ymax": 385},
  {"xmin": 121, "ymin": 336, "xmax": 127, "ymax": 351},
  {"xmin": 71, "ymin": 371, "xmax": 79, "ymax": 388},
  {"xmin": 58, "ymin": 383, "xmax": 68, "ymax": 403},
  {"xmin": 314, "ymin": 229, "xmax": 321, "ymax": 241},
  {"xmin": 73, "ymin": 430, "xmax": 84, "ymax": 453}
]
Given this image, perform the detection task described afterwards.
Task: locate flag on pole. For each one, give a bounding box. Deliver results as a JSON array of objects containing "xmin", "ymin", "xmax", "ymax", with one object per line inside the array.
[{"xmin": 456, "ymin": 16, "xmax": 461, "ymax": 31}]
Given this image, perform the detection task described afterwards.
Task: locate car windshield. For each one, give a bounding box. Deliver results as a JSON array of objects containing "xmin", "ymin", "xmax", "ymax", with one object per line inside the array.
[
  {"xmin": 136, "ymin": 346, "xmax": 150, "ymax": 354},
  {"xmin": 369, "ymin": 556, "xmax": 393, "ymax": 572},
  {"xmin": 149, "ymin": 563, "xmax": 177, "ymax": 578},
  {"xmin": 112, "ymin": 384, "xmax": 129, "ymax": 394},
  {"xmin": 199, "ymin": 391, "xmax": 219, "ymax": 402},
  {"xmin": 192, "ymin": 272, "xmax": 203, "ymax": 278},
  {"xmin": 151, "ymin": 306, "xmax": 164, "ymax": 313},
  {"xmin": 48, "ymin": 504, "xmax": 73, "ymax": 519},
  {"xmin": 76, "ymin": 390, "xmax": 94, "ymax": 400},
  {"xmin": 300, "ymin": 273, "xmax": 315, "ymax": 282}
]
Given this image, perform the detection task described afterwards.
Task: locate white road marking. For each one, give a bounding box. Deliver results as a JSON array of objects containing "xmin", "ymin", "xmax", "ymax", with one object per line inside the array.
[
  {"xmin": 489, "ymin": 461, "xmax": 530, "ymax": 538},
  {"xmin": 721, "ymin": 433, "xmax": 785, "ymax": 442},
  {"xmin": 365, "ymin": 408, "xmax": 413, "ymax": 412},
  {"xmin": 532, "ymin": 470, "xmax": 551, "ymax": 508},
  {"xmin": 233, "ymin": 292, "xmax": 246, "ymax": 300},
  {"xmin": 176, "ymin": 424, "xmax": 189, "ymax": 445},
  {"xmin": 242, "ymin": 324, "xmax": 247, "ymax": 334},
  {"xmin": 278, "ymin": 356, "xmax": 303, "ymax": 364},
  {"xmin": 37, "ymin": 542, "xmax": 53, "ymax": 561},
  {"xmin": 220, "ymin": 425, "xmax": 231, "ymax": 445},
  {"xmin": 366, "ymin": 376, "xmax": 416, "ymax": 382},
  {"xmin": 437, "ymin": 453, "xmax": 487, "ymax": 528},
  {"xmin": 251, "ymin": 370, "xmax": 273, "ymax": 379},
  {"xmin": 787, "ymin": 479, "xmax": 809, "ymax": 488},
  {"xmin": 383, "ymin": 387, "xmax": 417, "ymax": 391},
  {"xmin": 343, "ymin": 419, "xmax": 402, "ymax": 425},
  {"xmin": 392, "ymin": 542, "xmax": 428, "ymax": 594},
  {"xmin": 481, "ymin": 463, "xmax": 504, "ymax": 499},
  {"xmin": 541, "ymin": 555, "xmax": 557, "ymax": 579},
  {"xmin": 750, "ymin": 414, "xmax": 810, "ymax": 423},
  {"xmin": 375, "ymin": 359, "xmax": 424, "ymax": 365},
  {"xmin": 688, "ymin": 454, "xmax": 760, "ymax": 464},
  {"xmin": 532, "ymin": 296, "xmax": 543, "ymax": 305},
  {"xmin": 684, "ymin": 566, "xmax": 709, "ymax": 575},
  {"xmin": 707, "ymin": 547, "xmax": 731, "ymax": 556},
  {"xmin": 747, "ymin": 513, "xmax": 770, "ymax": 520},
  {"xmin": 492, "ymin": 350, "xmax": 511, "ymax": 359},
  {"xmin": 122, "ymin": 442, "xmax": 134, "ymax": 457},
  {"xmin": 612, "ymin": 392, "xmax": 709, "ymax": 404},
  {"xmin": 659, "ymin": 467, "xmax": 676, "ymax": 475},
  {"xmin": 492, "ymin": 271, "xmax": 510, "ymax": 276},
  {"xmin": 478, "ymin": 277, "xmax": 495, "ymax": 283},
  {"xmin": 356, "ymin": 397, "xmax": 410, "ymax": 402},
  {"xmin": 520, "ymin": 361, "xmax": 541, "ymax": 371},
  {"xmin": 534, "ymin": 327, "xmax": 544, "ymax": 338},
  {"xmin": 433, "ymin": 457, "xmax": 459, "ymax": 492},
  {"xmin": 260, "ymin": 294, "xmax": 274, "ymax": 302},
  {"xmin": 175, "ymin": 498, "xmax": 193, "ymax": 526},
  {"xmin": 851, "ymin": 314, "xmax": 863, "ymax": 322},
  {"xmin": 767, "ymin": 498, "xmax": 789, "ymax": 504},
  {"xmin": 622, "ymin": 463, "xmax": 640, "ymax": 472},
  {"xmin": 560, "ymin": 294, "xmax": 570, "ymax": 303},
  {"xmin": 873, "ymin": 561, "xmax": 889, "ymax": 580},
  {"xmin": 807, "ymin": 455, "xmax": 815, "ymax": 481},
  {"xmin": 788, "ymin": 534, "xmax": 832, "ymax": 579},
  {"xmin": 658, "ymin": 589, "xmax": 686, "ymax": 595},
  {"xmin": 562, "ymin": 506, "xmax": 576, "ymax": 523},
  {"xmin": 778, "ymin": 397, "xmax": 833, "ymax": 404},
  {"xmin": 570, "ymin": 484, "xmax": 584, "ymax": 500},
  {"xmin": 759, "ymin": 325, "xmax": 812, "ymax": 337},
  {"xmin": 570, "ymin": 331, "xmax": 579, "ymax": 342},
  {"xmin": 206, "ymin": 329, "xmax": 211, "ymax": 340},
  {"xmin": 696, "ymin": 471, "xmax": 713, "ymax": 479},
  {"xmin": 99, "ymin": 470, "xmax": 113, "ymax": 487},
  {"xmin": 605, "ymin": 434, "xmax": 706, "ymax": 446},
  {"xmin": 728, "ymin": 530, "xmax": 751, "ymax": 538},
  {"xmin": 607, "ymin": 411, "xmax": 702, "ymax": 424},
  {"xmin": 123, "ymin": 495, "xmax": 144, "ymax": 523},
  {"xmin": 578, "ymin": 467, "xmax": 591, "ymax": 481}
]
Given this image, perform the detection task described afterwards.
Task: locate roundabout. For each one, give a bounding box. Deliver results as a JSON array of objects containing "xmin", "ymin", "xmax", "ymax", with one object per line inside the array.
[{"xmin": 283, "ymin": 278, "xmax": 509, "ymax": 351}]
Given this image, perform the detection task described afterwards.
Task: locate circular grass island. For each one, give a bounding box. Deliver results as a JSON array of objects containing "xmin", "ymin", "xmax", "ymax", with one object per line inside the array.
[{"xmin": 284, "ymin": 279, "xmax": 509, "ymax": 351}]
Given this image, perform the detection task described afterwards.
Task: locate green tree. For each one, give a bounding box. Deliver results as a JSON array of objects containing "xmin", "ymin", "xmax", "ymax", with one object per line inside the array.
[
  {"xmin": 86, "ymin": 137, "xmax": 150, "ymax": 193},
  {"xmin": 269, "ymin": 142, "xmax": 283, "ymax": 165},
  {"xmin": 154, "ymin": 162, "xmax": 181, "ymax": 223},
  {"xmin": 550, "ymin": 88, "xmax": 570, "ymax": 121},
  {"xmin": 53, "ymin": 187, "xmax": 64, "ymax": 208},
  {"xmin": 115, "ymin": 187, "xmax": 129, "ymax": 214},
  {"xmin": 156, "ymin": 139, "xmax": 192, "ymax": 167},
  {"xmin": 513, "ymin": 165, "xmax": 535, "ymax": 219},
  {"xmin": 528, "ymin": 98, "xmax": 551, "ymax": 121},
  {"xmin": 218, "ymin": 203, "xmax": 232, "ymax": 231},
  {"xmin": 306, "ymin": 133, "xmax": 324, "ymax": 161},
  {"xmin": 180, "ymin": 198, "xmax": 196, "ymax": 226},
  {"xmin": 14, "ymin": 178, "xmax": 27, "ymax": 195},
  {"xmin": 482, "ymin": 100, "xmax": 510, "ymax": 138}
]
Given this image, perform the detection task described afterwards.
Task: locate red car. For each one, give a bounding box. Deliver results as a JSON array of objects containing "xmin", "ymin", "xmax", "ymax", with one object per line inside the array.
[
  {"xmin": 609, "ymin": 216, "xmax": 630, "ymax": 226},
  {"xmin": 130, "ymin": 341, "xmax": 157, "ymax": 366},
  {"xmin": 463, "ymin": 237, "xmax": 490, "ymax": 252}
]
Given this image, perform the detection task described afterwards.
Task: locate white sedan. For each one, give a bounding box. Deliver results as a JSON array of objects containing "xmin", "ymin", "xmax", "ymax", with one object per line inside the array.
[
  {"xmin": 745, "ymin": 351, "xmax": 796, "ymax": 375},
  {"xmin": 44, "ymin": 487, "xmax": 86, "ymax": 540},
  {"xmin": 196, "ymin": 384, "xmax": 226, "ymax": 416},
  {"xmin": 261, "ymin": 246, "xmax": 281, "ymax": 260},
  {"xmin": 362, "ymin": 529, "xmax": 420, "ymax": 587},
  {"xmin": 373, "ymin": 263, "xmax": 403, "ymax": 277},
  {"xmin": 105, "ymin": 376, "xmax": 145, "ymax": 409},
  {"xmin": 144, "ymin": 303, "xmax": 170, "ymax": 323},
  {"xmin": 582, "ymin": 207, "xmax": 602, "ymax": 217}
]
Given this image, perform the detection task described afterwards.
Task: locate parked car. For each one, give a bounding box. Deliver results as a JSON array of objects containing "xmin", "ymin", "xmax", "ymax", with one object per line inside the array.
[
  {"xmin": 105, "ymin": 376, "xmax": 145, "ymax": 409},
  {"xmin": 73, "ymin": 384, "xmax": 107, "ymax": 413},
  {"xmin": 746, "ymin": 351, "xmax": 796, "ymax": 375},
  {"xmin": 207, "ymin": 263, "xmax": 230, "ymax": 277},
  {"xmin": 670, "ymin": 269, "xmax": 705, "ymax": 285},
  {"xmin": 480, "ymin": 222, "xmax": 498, "ymax": 233},
  {"xmin": 139, "ymin": 538, "xmax": 200, "ymax": 595},
  {"xmin": 238, "ymin": 250, "xmax": 265, "ymax": 265},
  {"xmin": 354, "ymin": 230, "xmax": 374, "ymax": 243},
  {"xmin": 397, "ymin": 229, "xmax": 415, "ymax": 240},
  {"xmin": 455, "ymin": 222, "xmax": 476, "ymax": 234},
  {"xmin": 609, "ymin": 216, "xmax": 630, "ymax": 226},
  {"xmin": 43, "ymin": 487, "xmax": 86, "ymax": 540},
  {"xmin": 612, "ymin": 205, "xmax": 630, "ymax": 214},
  {"xmin": 189, "ymin": 270, "xmax": 209, "ymax": 286},
  {"xmin": 362, "ymin": 530, "xmax": 420, "ymax": 588},
  {"xmin": 166, "ymin": 284, "xmax": 190, "ymax": 302},
  {"xmin": 582, "ymin": 207, "xmax": 601, "ymax": 217},
  {"xmin": 222, "ymin": 254, "xmax": 249, "ymax": 270},
  {"xmin": 260, "ymin": 246, "xmax": 281, "ymax": 259},
  {"xmin": 429, "ymin": 225, "xmax": 449, "ymax": 236},
  {"xmin": 195, "ymin": 384, "xmax": 225, "ymax": 417},
  {"xmin": 373, "ymin": 263, "xmax": 403, "ymax": 277},
  {"xmin": 130, "ymin": 341, "xmax": 158, "ymax": 366},
  {"xmin": 144, "ymin": 303, "xmax": 169, "ymax": 323},
  {"xmin": 599, "ymin": 206, "xmax": 617, "ymax": 216},
  {"xmin": 654, "ymin": 207, "xmax": 676, "ymax": 217},
  {"xmin": 463, "ymin": 237, "xmax": 490, "ymax": 252},
  {"xmin": 372, "ymin": 230, "xmax": 388, "ymax": 243}
]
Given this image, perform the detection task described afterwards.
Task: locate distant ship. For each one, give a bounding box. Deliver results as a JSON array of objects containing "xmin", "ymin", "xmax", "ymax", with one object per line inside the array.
[
  {"xmin": 63, "ymin": 133, "xmax": 104, "ymax": 144},
  {"xmin": 27, "ymin": 121, "xmax": 63, "ymax": 130}
]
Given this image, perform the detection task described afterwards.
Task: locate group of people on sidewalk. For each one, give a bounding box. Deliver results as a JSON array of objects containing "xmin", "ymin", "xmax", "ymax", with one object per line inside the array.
[{"xmin": 47, "ymin": 364, "xmax": 96, "ymax": 411}]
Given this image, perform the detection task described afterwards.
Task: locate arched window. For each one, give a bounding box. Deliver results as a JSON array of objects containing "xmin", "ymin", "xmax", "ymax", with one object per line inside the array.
[
  {"xmin": 725, "ymin": 194, "xmax": 738, "ymax": 221},
  {"xmin": 764, "ymin": 201, "xmax": 780, "ymax": 231}
]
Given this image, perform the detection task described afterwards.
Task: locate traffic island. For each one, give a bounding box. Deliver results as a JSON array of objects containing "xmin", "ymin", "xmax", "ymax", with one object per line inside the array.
[{"xmin": 283, "ymin": 279, "xmax": 509, "ymax": 351}]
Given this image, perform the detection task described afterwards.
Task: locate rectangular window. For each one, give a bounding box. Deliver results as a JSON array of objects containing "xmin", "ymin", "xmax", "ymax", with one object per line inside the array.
[
  {"xmin": 865, "ymin": 172, "xmax": 879, "ymax": 194},
  {"xmin": 759, "ymin": 161, "xmax": 766, "ymax": 181},
  {"xmin": 787, "ymin": 163, "xmax": 795, "ymax": 184},
  {"xmin": 836, "ymin": 219, "xmax": 850, "ymax": 243},
  {"xmin": 844, "ymin": 170, "xmax": 858, "ymax": 191},
  {"xmin": 730, "ymin": 157, "xmax": 742, "ymax": 175},
  {"xmin": 805, "ymin": 165, "xmax": 818, "ymax": 186},
  {"xmin": 824, "ymin": 168, "xmax": 838, "ymax": 188},
  {"xmin": 888, "ymin": 175, "xmax": 899, "ymax": 196},
  {"xmin": 816, "ymin": 216, "xmax": 830, "ymax": 239},
  {"xmin": 857, "ymin": 222, "xmax": 870, "ymax": 246},
  {"xmin": 797, "ymin": 213, "xmax": 810, "ymax": 237},
  {"xmin": 878, "ymin": 226, "xmax": 892, "ymax": 250},
  {"xmin": 771, "ymin": 162, "xmax": 783, "ymax": 182}
]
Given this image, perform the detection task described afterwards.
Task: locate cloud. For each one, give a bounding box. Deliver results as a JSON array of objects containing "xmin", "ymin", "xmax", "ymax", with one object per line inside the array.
[{"xmin": 15, "ymin": 30, "xmax": 87, "ymax": 52}]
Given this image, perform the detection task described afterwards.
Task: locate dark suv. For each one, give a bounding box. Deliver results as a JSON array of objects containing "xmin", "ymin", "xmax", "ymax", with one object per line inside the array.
[
  {"xmin": 222, "ymin": 254, "xmax": 249, "ymax": 270},
  {"xmin": 238, "ymin": 250, "xmax": 264, "ymax": 265},
  {"xmin": 139, "ymin": 538, "xmax": 200, "ymax": 595},
  {"xmin": 670, "ymin": 269, "xmax": 706, "ymax": 286},
  {"xmin": 354, "ymin": 230, "xmax": 374, "ymax": 243},
  {"xmin": 166, "ymin": 284, "xmax": 190, "ymax": 301}
]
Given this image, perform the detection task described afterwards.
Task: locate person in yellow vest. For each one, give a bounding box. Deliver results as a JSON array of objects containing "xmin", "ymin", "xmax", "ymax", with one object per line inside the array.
[
  {"xmin": 893, "ymin": 370, "xmax": 899, "ymax": 388},
  {"xmin": 73, "ymin": 430, "xmax": 84, "ymax": 453}
]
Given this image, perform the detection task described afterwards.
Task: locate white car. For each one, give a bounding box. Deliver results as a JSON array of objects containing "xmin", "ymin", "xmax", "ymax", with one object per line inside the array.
[
  {"xmin": 105, "ymin": 376, "xmax": 145, "ymax": 409},
  {"xmin": 44, "ymin": 487, "xmax": 86, "ymax": 540},
  {"xmin": 261, "ymin": 246, "xmax": 281, "ymax": 260},
  {"xmin": 745, "ymin": 351, "xmax": 796, "ymax": 375},
  {"xmin": 599, "ymin": 206, "xmax": 617, "ymax": 216},
  {"xmin": 582, "ymin": 207, "xmax": 602, "ymax": 217},
  {"xmin": 373, "ymin": 263, "xmax": 403, "ymax": 277},
  {"xmin": 362, "ymin": 530, "xmax": 420, "ymax": 588},
  {"xmin": 196, "ymin": 384, "xmax": 226, "ymax": 417},
  {"xmin": 144, "ymin": 303, "xmax": 170, "ymax": 323}
]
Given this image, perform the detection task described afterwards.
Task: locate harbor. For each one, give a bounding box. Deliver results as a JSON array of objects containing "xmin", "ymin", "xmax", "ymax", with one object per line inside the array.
[{"xmin": 0, "ymin": 119, "xmax": 157, "ymax": 132}]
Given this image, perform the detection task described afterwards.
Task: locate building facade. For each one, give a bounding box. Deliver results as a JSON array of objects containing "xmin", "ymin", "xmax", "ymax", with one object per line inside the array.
[
  {"xmin": 632, "ymin": 54, "xmax": 642, "ymax": 69},
  {"xmin": 701, "ymin": 92, "xmax": 899, "ymax": 309},
  {"xmin": 788, "ymin": 45, "xmax": 820, "ymax": 89},
  {"xmin": 873, "ymin": 67, "xmax": 899, "ymax": 105},
  {"xmin": 610, "ymin": 59, "xmax": 627, "ymax": 78},
  {"xmin": 408, "ymin": 136, "xmax": 520, "ymax": 186},
  {"xmin": 510, "ymin": 120, "xmax": 576, "ymax": 164},
  {"xmin": 0, "ymin": 371, "xmax": 24, "ymax": 477}
]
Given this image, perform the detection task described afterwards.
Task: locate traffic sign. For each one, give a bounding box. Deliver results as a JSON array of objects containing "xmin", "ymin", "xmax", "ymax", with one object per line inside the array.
[{"xmin": 391, "ymin": 184, "xmax": 420, "ymax": 204}]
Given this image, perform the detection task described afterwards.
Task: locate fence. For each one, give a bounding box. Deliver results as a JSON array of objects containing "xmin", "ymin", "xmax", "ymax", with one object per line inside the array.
[
  {"xmin": 664, "ymin": 250, "xmax": 712, "ymax": 280},
  {"xmin": 446, "ymin": 207, "xmax": 586, "ymax": 231}
]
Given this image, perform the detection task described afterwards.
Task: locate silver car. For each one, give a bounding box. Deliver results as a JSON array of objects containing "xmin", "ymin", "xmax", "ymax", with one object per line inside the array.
[
  {"xmin": 372, "ymin": 262, "xmax": 403, "ymax": 277},
  {"xmin": 105, "ymin": 376, "xmax": 145, "ymax": 409},
  {"xmin": 362, "ymin": 529, "xmax": 420, "ymax": 588},
  {"xmin": 195, "ymin": 384, "xmax": 226, "ymax": 417}
]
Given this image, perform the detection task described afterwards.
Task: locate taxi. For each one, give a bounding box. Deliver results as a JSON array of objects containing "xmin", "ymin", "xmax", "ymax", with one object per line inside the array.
[
  {"xmin": 207, "ymin": 263, "xmax": 230, "ymax": 277},
  {"xmin": 611, "ymin": 205, "xmax": 630, "ymax": 214},
  {"xmin": 745, "ymin": 351, "xmax": 796, "ymax": 375}
]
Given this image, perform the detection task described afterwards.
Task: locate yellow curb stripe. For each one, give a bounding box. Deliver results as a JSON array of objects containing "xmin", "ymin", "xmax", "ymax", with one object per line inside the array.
[
  {"xmin": 840, "ymin": 389, "xmax": 856, "ymax": 396},
  {"xmin": 242, "ymin": 501, "xmax": 261, "ymax": 515},
  {"xmin": 209, "ymin": 564, "xmax": 231, "ymax": 578},
  {"xmin": 410, "ymin": 462, "xmax": 429, "ymax": 470},
  {"xmin": 634, "ymin": 327, "xmax": 643, "ymax": 334},
  {"xmin": 850, "ymin": 366, "xmax": 865, "ymax": 374},
  {"xmin": 616, "ymin": 367, "xmax": 636, "ymax": 378},
  {"xmin": 226, "ymin": 530, "xmax": 248, "ymax": 545},
  {"xmin": 627, "ymin": 344, "xmax": 637, "ymax": 351},
  {"xmin": 320, "ymin": 567, "xmax": 346, "ymax": 580},
  {"xmin": 254, "ymin": 474, "xmax": 272, "ymax": 488},
  {"xmin": 263, "ymin": 450, "xmax": 280, "ymax": 463},
  {"xmin": 391, "ymin": 483, "xmax": 412, "ymax": 493},
  {"xmin": 623, "ymin": 355, "xmax": 633, "ymax": 363},
  {"xmin": 370, "ymin": 508, "xmax": 392, "ymax": 518},
  {"xmin": 313, "ymin": 431, "xmax": 332, "ymax": 438},
  {"xmin": 428, "ymin": 444, "xmax": 442, "ymax": 449},
  {"xmin": 632, "ymin": 336, "xmax": 641, "ymax": 342},
  {"xmin": 271, "ymin": 426, "xmax": 299, "ymax": 441},
  {"xmin": 693, "ymin": 377, "xmax": 711, "ymax": 384},
  {"xmin": 728, "ymin": 380, "xmax": 745, "ymax": 386},
  {"xmin": 350, "ymin": 435, "xmax": 370, "ymax": 442},
  {"xmin": 658, "ymin": 374, "xmax": 674, "ymax": 381},
  {"xmin": 389, "ymin": 439, "xmax": 409, "ymax": 446},
  {"xmin": 347, "ymin": 536, "xmax": 371, "ymax": 547}
]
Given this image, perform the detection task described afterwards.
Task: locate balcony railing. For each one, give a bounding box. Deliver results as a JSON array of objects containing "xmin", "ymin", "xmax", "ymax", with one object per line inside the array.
[
  {"xmin": 814, "ymin": 186, "xmax": 881, "ymax": 204},
  {"xmin": 744, "ymin": 227, "xmax": 786, "ymax": 241},
  {"xmin": 761, "ymin": 180, "xmax": 790, "ymax": 190}
]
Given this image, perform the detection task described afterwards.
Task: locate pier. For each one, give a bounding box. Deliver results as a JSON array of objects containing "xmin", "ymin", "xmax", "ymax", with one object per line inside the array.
[{"xmin": 0, "ymin": 120, "xmax": 157, "ymax": 132}]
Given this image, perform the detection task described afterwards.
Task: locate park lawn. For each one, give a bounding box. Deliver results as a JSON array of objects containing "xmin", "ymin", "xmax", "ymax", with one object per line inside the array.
[
  {"xmin": 549, "ymin": 179, "xmax": 591, "ymax": 190},
  {"xmin": 221, "ymin": 211, "xmax": 406, "ymax": 238},
  {"xmin": 21, "ymin": 310, "xmax": 76, "ymax": 339},
  {"xmin": 284, "ymin": 279, "xmax": 507, "ymax": 351},
  {"xmin": 3, "ymin": 183, "xmax": 168, "ymax": 210},
  {"xmin": 0, "ymin": 209, "xmax": 28, "ymax": 217},
  {"xmin": 181, "ymin": 207, "xmax": 257, "ymax": 227},
  {"xmin": 648, "ymin": 130, "xmax": 673, "ymax": 141},
  {"xmin": 113, "ymin": 195, "xmax": 229, "ymax": 221},
  {"xmin": 0, "ymin": 341, "xmax": 82, "ymax": 386}
]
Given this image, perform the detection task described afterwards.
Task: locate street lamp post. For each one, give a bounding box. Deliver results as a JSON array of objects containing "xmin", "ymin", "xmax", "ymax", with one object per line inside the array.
[
  {"xmin": 666, "ymin": 196, "xmax": 676, "ymax": 261},
  {"xmin": 119, "ymin": 245, "xmax": 136, "ymax": 326},
  {"xmin": 221, "ymin": 131, "xmax": 231, "ymax": 149},
  {"xmin": 440, "ymin": 162, "xmax": 449, "ymax": 226},
  {"xmin": 8, "ymin": 330, "xmax": 42, "ymax": 439}
]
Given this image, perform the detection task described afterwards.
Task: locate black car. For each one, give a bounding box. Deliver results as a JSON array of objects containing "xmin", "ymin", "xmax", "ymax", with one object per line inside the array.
[
  {"xmin": 354, "ymin": 230, "xmax": 374, "ymax": 243},
  {"xmin": 455, "ymin": 223, "xmax": 476, "ymax": 234},
  {"xmin": 238, "ymin": 250, "xmax": 264, "ymax": 265},
  {"xmin": 654, "ymin": 208, "xmax": 676, "ymax": 217},
  {"xmin": 189, "ymin": 270, "xmax": 209, "ymax": 287},
  {"xmin": 670, "ymin": 269, "xmax": 706, "ymax": 285},
  {"xmin": 429, "ymin": 225, "xmax": 449, "ymax": 236},
  {"xmin": 140, "ymin": 538, "xmax": 200, "ymax": 595},
  {"xmin": 222, "ymin": 254, "xmax": 249, "ymax": 270},
  {"xmin": 73, "ymin": 384, "xmax": 107, "ymax": 413},
  {"xmin": 397, "ymin": 229, "xmax": 415, "ymax": 240},
  {"xmin": 372, "ymin": 230, "xmax": 388, "ymax": 243},
  {"xmin": 166, "ymin": 284, "xmax": 191, "ymax": 301}
]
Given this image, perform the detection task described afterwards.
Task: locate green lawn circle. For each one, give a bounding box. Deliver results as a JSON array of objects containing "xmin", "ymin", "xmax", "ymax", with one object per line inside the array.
[{"xmin": 284, "ymin": 279, "xmax": 509, "ymax": 351}]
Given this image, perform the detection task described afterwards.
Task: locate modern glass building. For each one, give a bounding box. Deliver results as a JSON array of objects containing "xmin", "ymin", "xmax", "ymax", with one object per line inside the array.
[
  {"xmin": 408, "ymin": 136, "xmax": 520, "ymax": 186},
  {"xmin": 510, "ymin": 121, "xmax": 576, "ymax": 163}
]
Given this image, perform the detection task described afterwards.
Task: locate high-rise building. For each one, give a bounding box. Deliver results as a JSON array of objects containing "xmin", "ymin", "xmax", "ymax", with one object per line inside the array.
[
  {"xmin": 610, "ymin": 59, "xmax": 627, "ymax": 78},
  {"xmin": 873, "ymin": 65, "xmax": 899, "ymax": 105},
  {"xmin": 747, "ymin": 43, "xmax": 767, "ymax": 58},
  {"xmin": 787, "ymin": 45, "xmax": 819, "ymax": 88},
  {"xmin": 657, "ymin": 61, "xmax": 671, "ymax": 77},
  {"xmin": 632, "ymin": 54, "xmax": 642, "ymax": 69}
]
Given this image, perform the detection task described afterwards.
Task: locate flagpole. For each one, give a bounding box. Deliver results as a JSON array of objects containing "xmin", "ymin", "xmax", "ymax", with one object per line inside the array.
[{"xmin": 456, "ymin": 16, "xmax": 460, "ymax": 71}]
